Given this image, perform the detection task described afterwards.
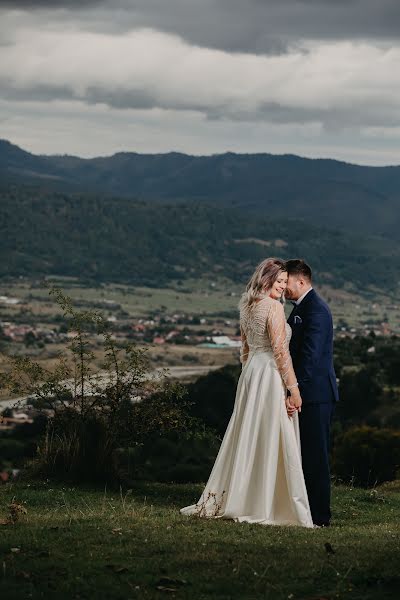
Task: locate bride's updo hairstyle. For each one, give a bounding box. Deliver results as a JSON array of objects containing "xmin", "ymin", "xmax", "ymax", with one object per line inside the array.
[{"xmin": 241, "ymin": 257, "xmax": 287, "ymax": 308}]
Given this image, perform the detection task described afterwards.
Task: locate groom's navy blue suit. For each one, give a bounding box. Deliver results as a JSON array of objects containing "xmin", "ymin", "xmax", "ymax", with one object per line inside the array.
[{"xmin": 287, "ymin": 289, "xmax": 338, "ymax": 526}]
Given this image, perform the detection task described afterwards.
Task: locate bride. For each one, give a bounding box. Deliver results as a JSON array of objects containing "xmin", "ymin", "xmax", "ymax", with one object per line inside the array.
[{"xmin": 180, "ymin": 258, "xmax": 313, "ymax": 527}]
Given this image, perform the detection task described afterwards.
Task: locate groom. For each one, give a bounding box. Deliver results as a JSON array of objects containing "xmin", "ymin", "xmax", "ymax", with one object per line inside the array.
[{"xmin": 285, "ymin": 259, "xmax": 338, "ymax": 527}]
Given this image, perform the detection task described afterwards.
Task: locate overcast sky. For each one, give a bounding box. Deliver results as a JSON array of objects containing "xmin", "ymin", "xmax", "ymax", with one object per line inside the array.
[{"xmin": 0, "ymin": 0, "xmax": 399, "ymax": 164}]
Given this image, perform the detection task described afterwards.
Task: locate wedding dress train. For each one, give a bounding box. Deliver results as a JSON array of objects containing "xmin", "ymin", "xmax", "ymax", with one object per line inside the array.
[{"xmin": 180, "ymin": 296, "xmax": 313, "ymax": 528}]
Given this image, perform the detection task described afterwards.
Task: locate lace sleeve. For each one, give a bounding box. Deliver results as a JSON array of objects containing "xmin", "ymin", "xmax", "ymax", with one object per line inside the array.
[
  {"xmin": 240, "ymin": 325, "xmax": 249, "ymax": 365},
  {"xmin": 266, "ymin": 301, "xmax": 298, "ymax": 389}
]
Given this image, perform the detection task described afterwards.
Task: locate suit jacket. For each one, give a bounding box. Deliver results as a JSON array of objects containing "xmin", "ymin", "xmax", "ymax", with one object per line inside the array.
[{"xmin": 287, "ymin": 289, "xmax": 339, "ymax": 404}]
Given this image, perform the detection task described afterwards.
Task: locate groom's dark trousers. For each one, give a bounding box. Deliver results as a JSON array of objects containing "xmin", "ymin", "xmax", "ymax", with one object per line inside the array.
[{"xmin": 288, "ymin": 290, "xmax": 339, "ymax": 526}]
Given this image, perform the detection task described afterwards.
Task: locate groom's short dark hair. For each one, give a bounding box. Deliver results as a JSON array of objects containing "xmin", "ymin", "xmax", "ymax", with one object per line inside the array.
[{"xmin": 285, "ymin": 259, "xmax": 312, "ymax": 281}]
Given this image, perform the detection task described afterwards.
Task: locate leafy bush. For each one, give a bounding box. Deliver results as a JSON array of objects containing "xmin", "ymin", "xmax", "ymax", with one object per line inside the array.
[
  {"xmin": 0, "ymin": 438, "xmax": 27, "ymax": 461},
  {"xmin": 115, "ymin": 429, "xmax": 220, "ymax": 484},
  {"xmin": 337, "ymin": 367, "xmax": 382, "ymax": 425},
  {"xmin": 186, "ymin": 364, "xmax": 240, "ymax": 435},
  {"xmin": 332, "ymin": 426, "xmax": 400, "ymax": 487}
]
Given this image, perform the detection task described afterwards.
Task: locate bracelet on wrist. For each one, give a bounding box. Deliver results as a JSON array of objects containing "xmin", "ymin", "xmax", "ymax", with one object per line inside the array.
[{"xmin": 287, "ymin": 382, "xmax": 299, "ymax": 390}]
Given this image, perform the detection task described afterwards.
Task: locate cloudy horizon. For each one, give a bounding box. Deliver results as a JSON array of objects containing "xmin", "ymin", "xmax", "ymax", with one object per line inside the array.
[{"xmin": 1, "ymin": 0, "xmax": 400, "ymax": 165}]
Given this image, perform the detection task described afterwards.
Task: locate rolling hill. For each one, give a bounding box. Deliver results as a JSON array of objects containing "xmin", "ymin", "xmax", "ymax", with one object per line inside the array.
[
  {"xmin": 1, "ymin": 182, "xmax": 399, "ymax": 290},
  {"xmin": 1, "ymin": 139, "xmax": 399, "ymax": 239}
]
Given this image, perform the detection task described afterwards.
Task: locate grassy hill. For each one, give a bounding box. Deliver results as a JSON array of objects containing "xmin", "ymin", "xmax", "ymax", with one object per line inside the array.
[
  {"xmin": 0, "ymin": 480, "xmax": 399, "ymax": 599},
  {"xmin": 1, "ymin": 139, "xmax": 399, "ymax": 239},
  {"xmin": 1, "ymin": 183, "xmax": 400, "ymax": 290}
]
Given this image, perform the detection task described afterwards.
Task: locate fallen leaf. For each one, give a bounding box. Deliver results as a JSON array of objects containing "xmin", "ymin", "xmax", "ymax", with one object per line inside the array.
[
  {"xmin": 106, "ymin": 564, "xmax": 129, "ymax": 574},
  {"xmin": 157, "ymin": 577, "xmax": 188, "ymax": 587},
  {"xmin": 10, "ymin": 548, "xmax": 21, "ymax": 553}
]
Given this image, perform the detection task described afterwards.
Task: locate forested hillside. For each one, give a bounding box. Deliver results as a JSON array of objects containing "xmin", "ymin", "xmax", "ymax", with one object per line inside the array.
[
  {"xmin": 1, "ymin": 183, "xmax": 399, "ymax": 289},
  {"xmin": 1, "ymin": 139, "xmax": 399, "ymax": 239}
]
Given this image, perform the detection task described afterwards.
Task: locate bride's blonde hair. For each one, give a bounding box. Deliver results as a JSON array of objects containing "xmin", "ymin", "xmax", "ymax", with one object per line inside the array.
[{"xmin": 241, "ymin": 258, "xmax": 287, "ymax": 308}]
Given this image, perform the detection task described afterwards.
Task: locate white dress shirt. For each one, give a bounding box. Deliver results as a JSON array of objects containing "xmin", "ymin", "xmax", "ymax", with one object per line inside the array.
[{"xmin": 294, "ymin": 287, "xmax": 313, "ymax": 306}]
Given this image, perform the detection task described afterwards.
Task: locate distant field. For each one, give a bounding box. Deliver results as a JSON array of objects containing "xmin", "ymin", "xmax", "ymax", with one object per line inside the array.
[
  {"xmin": 0, "ymin": 277, "xmax": 244, "ymax": 401},
  {"xmin": 0, "ymin": 277, "xmax": 241, "ymax": 319},
  {"xmin": 1, "ymin": 277, "xmax": 399, "ymax": 332}
]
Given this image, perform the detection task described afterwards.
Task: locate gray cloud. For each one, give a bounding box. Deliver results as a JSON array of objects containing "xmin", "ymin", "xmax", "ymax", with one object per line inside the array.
[
  {"xmin": 2, "ymin": 94, "xmax": 399, "ymax": 166},
  {"xmin": 1, "ymin": 26, "xmax": 399, "ymax": 131},
  {"xmin": 1, "ymin": 1, "xmax": 400, "ymax": 55},
  {"xmin": 120, "ymin": 0, "xmax": 400, "ymax": 53},
  {"xmin": 0, "ymin": 1, "xmax": 101, "ymax": 6},
  {"xmin": 1, "ymin": 0, "xmax": 400, "ymax": 164}
]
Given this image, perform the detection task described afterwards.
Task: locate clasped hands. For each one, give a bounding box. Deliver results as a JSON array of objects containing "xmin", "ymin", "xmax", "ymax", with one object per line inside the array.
[{"xmin": 286, "ymin": 390, "xmax": 302, "ymax": 418}]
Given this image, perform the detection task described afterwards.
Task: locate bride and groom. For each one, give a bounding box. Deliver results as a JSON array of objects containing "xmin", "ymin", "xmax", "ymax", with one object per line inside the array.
[{"xmin": 181, "ymin": 258, "xmax": 338, "ymax": 528}]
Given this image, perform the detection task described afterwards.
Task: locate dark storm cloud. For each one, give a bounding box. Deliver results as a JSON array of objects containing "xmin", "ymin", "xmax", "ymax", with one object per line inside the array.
[
  {"xmin": 120, "ymin": 0, "xmax": 400, "ymax": 53},
  {"xmin": 1, "ymin": 1, "xmax": 399, "ymax": 55},
  {"xmin": 88, "ymin": 0, "xmax": 400, "ymax": 52}
]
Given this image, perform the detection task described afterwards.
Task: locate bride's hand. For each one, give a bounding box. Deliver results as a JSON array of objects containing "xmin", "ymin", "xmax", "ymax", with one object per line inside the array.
[
  {"xmin": 290, "ymin": 389, "xmax": 302, "ymax": 412},
  {"xmin": 285, "ymin": 396, "xmax": 297, "ymax": 418}
]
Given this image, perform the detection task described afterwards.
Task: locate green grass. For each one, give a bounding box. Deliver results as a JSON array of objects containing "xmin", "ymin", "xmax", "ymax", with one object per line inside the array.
[
  {"xmin": 0, "ymin": 277, "xmax": 243, "ymax": 318},
  {"xmin": 0, "ymin": 481, "xmax": 399, "ymax": 599}
]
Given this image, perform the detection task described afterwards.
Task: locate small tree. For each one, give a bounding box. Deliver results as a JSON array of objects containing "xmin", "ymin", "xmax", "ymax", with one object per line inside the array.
[{"xmin": 0, "ymin": 287, "xmax": 192, "ymax": 483}]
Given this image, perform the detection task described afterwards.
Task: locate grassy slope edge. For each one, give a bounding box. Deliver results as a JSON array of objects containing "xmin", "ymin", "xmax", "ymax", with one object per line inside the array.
[{"xmin": 0, "ymin": 481, "xmax": 399, "ymax": 599}]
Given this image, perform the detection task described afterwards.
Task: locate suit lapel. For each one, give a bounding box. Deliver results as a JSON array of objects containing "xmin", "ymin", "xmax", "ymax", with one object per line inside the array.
[
  {"xmin": 287, "ymin": 289, "xmax": 316, "ymax": 325},
  {"xmin": 287, "ymin": 304, "xmax": 298, "ymax": 326},
  {"xmin": 295, "ymin": 289, "xmax": 316, "ymax": 315}
]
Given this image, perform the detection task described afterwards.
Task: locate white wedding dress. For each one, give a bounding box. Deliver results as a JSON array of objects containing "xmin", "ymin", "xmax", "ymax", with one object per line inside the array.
[{"xmin": 180, "ymin": 296, "xmax": 313, "ymax": 528}]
